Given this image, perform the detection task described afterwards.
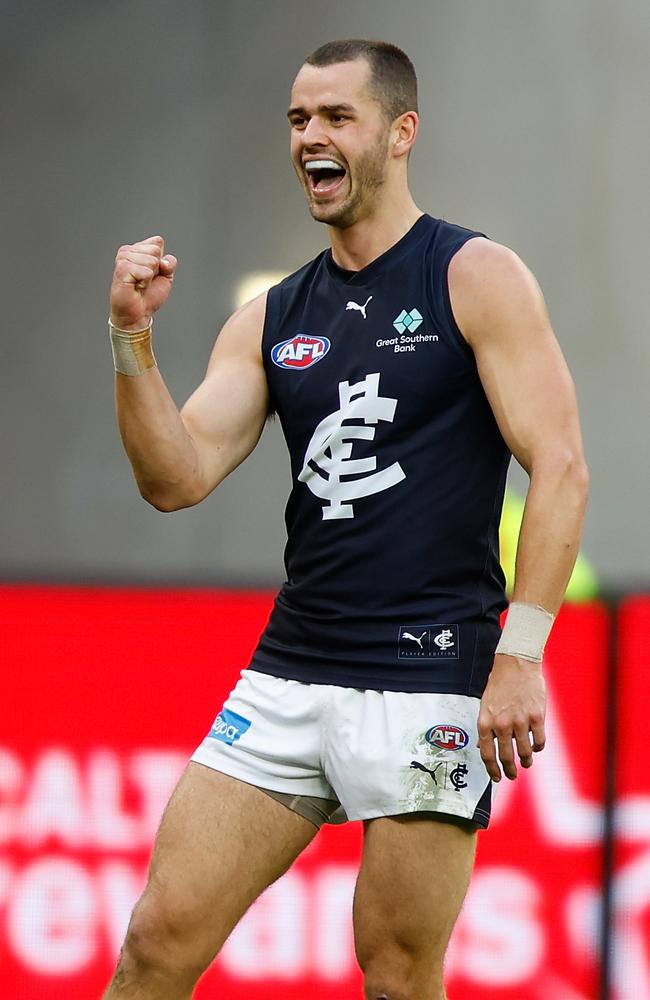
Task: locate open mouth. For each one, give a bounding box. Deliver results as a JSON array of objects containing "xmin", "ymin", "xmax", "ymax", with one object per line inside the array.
[{"xmin": 304, "ymin": 159, "xmax": 347, "ymax": 197}]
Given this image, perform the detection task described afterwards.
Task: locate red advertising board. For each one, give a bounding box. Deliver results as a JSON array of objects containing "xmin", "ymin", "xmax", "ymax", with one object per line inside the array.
[
  {"xmin": 0, "ymin": 588, "xmax": 610, "ymax": 997},
  {"xmin": 613, "ymin": 596, "xmax": 650, "ymax": 1000}
]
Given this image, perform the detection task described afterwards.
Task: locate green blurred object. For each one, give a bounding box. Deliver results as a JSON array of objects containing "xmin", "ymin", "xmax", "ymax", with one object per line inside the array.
[{"xmin": 499, "ymin": 487, "xmax": 599, "ymax": 602}]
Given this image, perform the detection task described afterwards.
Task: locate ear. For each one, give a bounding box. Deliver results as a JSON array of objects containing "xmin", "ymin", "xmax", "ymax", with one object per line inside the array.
[{"xmin": 392, "ymin": 111, "xmax": 418, "ymax": 159}]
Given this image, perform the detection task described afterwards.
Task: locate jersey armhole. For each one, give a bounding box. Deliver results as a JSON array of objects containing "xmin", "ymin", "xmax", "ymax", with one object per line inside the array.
[
  {"xmin": 440, "ymin": 233, "xmax": 487, "ymax": 361},
  {"xmin": 262, "ymin": 283, "xmax": 283, "ymax": 415}
]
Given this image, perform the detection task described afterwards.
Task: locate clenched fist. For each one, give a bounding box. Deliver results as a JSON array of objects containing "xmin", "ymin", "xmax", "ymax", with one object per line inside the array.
[{"xmin": 109, "ymin": 236, "xmax": 178, "ymax": 332}]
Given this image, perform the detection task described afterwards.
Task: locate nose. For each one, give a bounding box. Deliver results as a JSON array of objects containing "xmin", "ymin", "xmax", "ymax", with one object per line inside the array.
[{"xmin": 301, "ymin": 115, "xmax": 330, "ymax": 149}]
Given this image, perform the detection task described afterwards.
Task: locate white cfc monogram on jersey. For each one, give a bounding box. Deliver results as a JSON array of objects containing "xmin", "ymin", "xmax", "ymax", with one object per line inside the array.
[
  {"xmin": 298, "ymin": 372, "xmax": 406, "ymax": 520},
  {"xmin": 434, "ymin": 629, "xmax": 455, "ymax": 650}
]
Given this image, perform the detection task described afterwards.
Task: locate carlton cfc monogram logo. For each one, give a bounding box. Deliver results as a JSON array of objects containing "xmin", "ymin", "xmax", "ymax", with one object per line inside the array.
[
  {"xmin": 271, "ymin": 334, "xmax": 331, "ymax": 369},
  {"xmin": 298, "ymin": 372, "xmax": 406, "ymax": 519}
]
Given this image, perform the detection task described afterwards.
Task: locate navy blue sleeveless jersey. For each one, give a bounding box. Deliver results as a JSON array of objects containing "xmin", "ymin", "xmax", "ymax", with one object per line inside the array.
[{"xmin": 248, "ymin": 214, "xmax": 511, "ymax": 695}]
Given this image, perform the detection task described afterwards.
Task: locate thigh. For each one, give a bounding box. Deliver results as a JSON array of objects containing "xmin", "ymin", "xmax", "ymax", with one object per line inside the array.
[
  {"xmin": 131, "ymin": 761, "xmax": 317, "ymax": 963},
  {"xmin": 353, "ymin": 814, "xmax": 476, "ymax": 992}
]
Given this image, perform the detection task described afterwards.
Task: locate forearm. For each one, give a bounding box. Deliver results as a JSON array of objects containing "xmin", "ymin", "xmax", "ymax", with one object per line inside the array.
[
  {"xmin": 108, "ymin": 236, "xmax": 202, "ymax": 509},
  {"xmin": 108, "ymin": 238, "xmax": 269, "ymax": 512},
  {"xmin": 115, "ymin": 368, "xmax": 203, "ymax": 511},
  {"xmin": 511, "ymin": 452, "xmax": 589, "ymax": 614}
]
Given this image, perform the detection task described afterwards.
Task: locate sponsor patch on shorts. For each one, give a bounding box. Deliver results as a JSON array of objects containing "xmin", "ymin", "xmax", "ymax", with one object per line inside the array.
[
  {"xmin": 425, "ymin": 724, "xmax": 470, "ymax": 750},
  {"xmin": 208, "ymin": 708, "xmax": 252, "ymax": 746},
  {"xmin": 397, "ymin": 624, "xmax": 459, "ymax": 659}
]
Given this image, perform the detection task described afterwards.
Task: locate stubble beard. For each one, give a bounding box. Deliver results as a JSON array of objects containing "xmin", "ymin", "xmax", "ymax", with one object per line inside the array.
[{"xmin": 306, "ymin": 131, "xmax": 390, "ymax": 230}]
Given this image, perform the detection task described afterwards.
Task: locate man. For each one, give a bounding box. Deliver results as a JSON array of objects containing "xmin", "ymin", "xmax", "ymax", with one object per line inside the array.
[{"xmin": 103, "ymin": 39, "xmax": 588, "ymax": 1000}]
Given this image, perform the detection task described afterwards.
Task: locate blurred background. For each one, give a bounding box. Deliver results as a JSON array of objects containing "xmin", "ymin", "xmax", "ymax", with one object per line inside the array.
[{"xmin": 1, "ymin": 1, "xmax": 648, "ymax": 998}]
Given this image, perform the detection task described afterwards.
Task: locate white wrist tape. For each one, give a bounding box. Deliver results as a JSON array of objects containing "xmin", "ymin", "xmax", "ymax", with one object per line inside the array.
[
  {"xmin": 109, "ymin": 319, "xmax": 156, "ymax": 376},
  {"xmin": 495, "ymin": 602, "xmax": 555, "ymax": 662}
]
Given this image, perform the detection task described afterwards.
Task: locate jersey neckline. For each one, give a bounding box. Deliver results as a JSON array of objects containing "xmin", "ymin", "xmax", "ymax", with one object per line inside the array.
[{"xmin": 324, "ymin": 213, "xmax": 432, "ymax": 286}]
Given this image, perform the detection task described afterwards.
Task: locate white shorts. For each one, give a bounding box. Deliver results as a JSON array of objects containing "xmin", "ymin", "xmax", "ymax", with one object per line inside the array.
[{"xmin": 191, "ymin": 669, "xmax": 492, "ymax": 829}]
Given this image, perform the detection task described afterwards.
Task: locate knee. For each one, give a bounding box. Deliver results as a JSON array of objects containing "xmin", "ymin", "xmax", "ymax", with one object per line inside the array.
[
  {"xmin": 362, "ymin": 953, "xmax": 444, "ymax": 1000},
  {"xmin": 364, "ymin": 981, "xmax": 409, "ymax": 1000},
  {"xmin": 119, "ymin": 893, "xmax": 208, "ymax": 986},
  {"xmin": 121, "ymin": 904, "xmax": 169, "ymax": 975},
  {"xmin": 364, "ymin": 981, "xmax": 444, "ymax": 1000}
]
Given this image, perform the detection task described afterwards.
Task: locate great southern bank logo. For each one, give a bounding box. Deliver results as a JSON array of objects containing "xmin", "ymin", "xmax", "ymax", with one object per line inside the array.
[
  {"xmin": 209, "ymin": 709, "xmax": 252, "ymax": 746},
  {"xmin": 393, "ymin": 308, "xmax": 423, "ymax": 334},
  {"xmin": 271, "ymin": 334, "xmax": 330, "ymax": 370}
]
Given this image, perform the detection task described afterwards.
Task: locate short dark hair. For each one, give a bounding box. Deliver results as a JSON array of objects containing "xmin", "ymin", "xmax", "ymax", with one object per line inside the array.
[{"xmin": 304, "ymin": 39, "xmax": 418, "ymax": 121}]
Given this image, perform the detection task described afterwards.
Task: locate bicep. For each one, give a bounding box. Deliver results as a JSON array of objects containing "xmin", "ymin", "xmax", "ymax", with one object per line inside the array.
[
  {"xmin": 180, "ymin": 295, "xmax": 270, "ymax": 492},
  {"xmin": 450, "ymin": 242, "xmax": 583, "ymax": 473}
]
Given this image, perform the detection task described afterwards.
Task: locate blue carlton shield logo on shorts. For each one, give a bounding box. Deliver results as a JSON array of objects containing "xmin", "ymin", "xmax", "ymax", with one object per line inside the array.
[{"xmin": 209, "ymin": 709, "xmax": 252, "ymax": 746}]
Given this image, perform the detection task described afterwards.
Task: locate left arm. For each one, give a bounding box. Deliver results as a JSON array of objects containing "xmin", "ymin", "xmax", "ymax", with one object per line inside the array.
[{"xmin": 449, "ymin": 238, "xmax": 589, "ymax": 781}]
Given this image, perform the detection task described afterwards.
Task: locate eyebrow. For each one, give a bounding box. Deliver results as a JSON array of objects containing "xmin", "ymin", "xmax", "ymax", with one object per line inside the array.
[{"xmin": 287, "ymin": 102, "xmax": 356, "ymax": 119}]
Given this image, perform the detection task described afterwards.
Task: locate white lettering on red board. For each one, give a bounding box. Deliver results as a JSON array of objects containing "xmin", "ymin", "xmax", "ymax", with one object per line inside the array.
[
  {"xmin": 0, "ymin": 857, "xmax": 145, "ymax": 975},
  {"xmin": 0, "ymin": 675, "xmax": 648, "ymax": 992},
  {"xmin": 0, "ymin": 749, "xmax": 185, "ymax": 849}
]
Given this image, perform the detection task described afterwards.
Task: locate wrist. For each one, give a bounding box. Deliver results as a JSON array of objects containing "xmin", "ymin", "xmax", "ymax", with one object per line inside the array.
[
  {"xmin": 494, "ymin": 651, "xmax": 544, "ymax": 671},
  {"xmin": 109, "ymin": 314, "xmax": 152, "ymax": 334},
  {"xmin": 108, "ymin": 319, "xmax": 156, "ymax": 376},
  {"xmin": 495, "ymin": 602, "xmax": 555, "ymax": 663}
]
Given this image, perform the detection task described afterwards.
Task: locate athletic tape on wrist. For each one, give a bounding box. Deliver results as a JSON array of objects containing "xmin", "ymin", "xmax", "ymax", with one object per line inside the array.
[
  {"xmin": 495, "ymin": 602, "xmax": 555, "ymax": 663},
  {"xmin": 108, "ymin": 319, "xmax": 156, "ymax": 376}
]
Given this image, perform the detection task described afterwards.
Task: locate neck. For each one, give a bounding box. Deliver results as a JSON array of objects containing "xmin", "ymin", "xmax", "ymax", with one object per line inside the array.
[{"xmin": 328, "ymin": 188, "xmax": 423, "ymax": 271}]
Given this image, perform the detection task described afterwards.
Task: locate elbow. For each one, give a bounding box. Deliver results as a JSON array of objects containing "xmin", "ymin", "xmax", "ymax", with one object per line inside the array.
[
  {"xmin": 138, "ymin": 480, "xmax": 209, "ymax": 513},
  {"xmin": 532, "ymin": 448, "xmax": 589, "ymax": 507},
  {"xmin": 143, "ymin": 493, "xmax": 184, "ymax": 513},
  {"xmin": 566, "ymin": 455, "xmax": 590, "ymax": 528},
  {"xmin": 576, "ymin": 456, "xmax": 590, "ymax": 504},
  {"xmin": 565, "ymin": 451, "xmax": 590, "ymax": 506}
]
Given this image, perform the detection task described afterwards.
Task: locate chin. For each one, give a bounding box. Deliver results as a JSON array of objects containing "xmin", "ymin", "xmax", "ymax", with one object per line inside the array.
[
  {"xmin": 307, "ymin": 197, "xmax": 358, "ymax": 229},
  {"xmin": 309, "ymin": 204, "xmax": 338, "ymax": 225}
]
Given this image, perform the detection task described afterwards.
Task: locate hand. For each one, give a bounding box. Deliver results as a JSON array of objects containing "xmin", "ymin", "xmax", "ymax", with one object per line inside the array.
[
  {"xmin": 109, "ymin": 235, "xmax": 178, "ymax": 332},
  {"xmin": 477, "ymin": 653, "xmax": 546, "ymax": 781}
]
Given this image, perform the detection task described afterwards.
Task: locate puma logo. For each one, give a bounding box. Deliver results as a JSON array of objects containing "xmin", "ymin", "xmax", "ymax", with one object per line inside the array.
[
  {"xmin": 402, "ymin": 631, "xmax": 427, "ymax": 649},
  {"xmin": 410, "ymin": 760, "xmax": 440, "ymax": 785},
  {"xmin": 345, "ymin": 295, "xmax": 373, "ymax": 319}
]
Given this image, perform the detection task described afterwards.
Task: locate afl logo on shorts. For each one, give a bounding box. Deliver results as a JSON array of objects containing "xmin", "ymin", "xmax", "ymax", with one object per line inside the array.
[
  {"xmin": 425, "ymin": 725, "xmax": 469, "ymax": 751},
  {"xmin": 271, "ymin": 334, "xmax": 331, "ymax": 370}
]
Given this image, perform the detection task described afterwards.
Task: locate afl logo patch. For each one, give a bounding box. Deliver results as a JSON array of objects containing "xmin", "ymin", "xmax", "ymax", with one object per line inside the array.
[
  {"xmin": 425, "ymin": 725, "xmax": 469, "ymax": 751},
  {"xmin": 271, "ymin": 334, "xmax": 331, "ymax": 370}
]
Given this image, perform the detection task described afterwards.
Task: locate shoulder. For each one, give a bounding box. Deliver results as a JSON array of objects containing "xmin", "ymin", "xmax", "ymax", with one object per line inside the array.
[
  {"xmin": 449, "ymin": 237, "xmax": 539, "ymax": 300},
  {"xmin": 209, "ymin": 291, "xmax": 268, "ymax": 366},
  {"xmin": 223, "ymin": 290, "xmax": 268, "ymax": 338},
  {"xmin": 447, "ymin": 238, "xmax": 547, "ymax": 347}
]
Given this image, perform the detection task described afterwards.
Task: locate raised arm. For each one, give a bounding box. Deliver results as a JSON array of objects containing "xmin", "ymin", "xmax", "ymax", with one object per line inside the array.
[
  {"xmin": 109, "ymin": 236, "xmax": 270, "ymax": 512},
  {"xmin": 449, "ymin": 238, "xmax": 589, "ymax": 780}
]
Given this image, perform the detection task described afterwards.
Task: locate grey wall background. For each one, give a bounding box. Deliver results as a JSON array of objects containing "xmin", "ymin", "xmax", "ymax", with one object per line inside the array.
[{"xmin": 1, "ymin": 0, "xmax": 648, "ymax": 589}]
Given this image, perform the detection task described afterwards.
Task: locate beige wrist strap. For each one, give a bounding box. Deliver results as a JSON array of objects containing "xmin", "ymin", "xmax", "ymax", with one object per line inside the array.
[
  {"xmin": 108, "ymin": 319, "xmax": 157, "ymax": 376},
  {"xmin": 495, "ymin": 602, "xmax": 555, "ymax": 662}
]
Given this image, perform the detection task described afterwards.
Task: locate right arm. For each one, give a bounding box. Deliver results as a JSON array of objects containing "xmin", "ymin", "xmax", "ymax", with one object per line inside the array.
[{"xmin": 110, "ymin": 236, "xmax": 270, "ymax": 512}]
